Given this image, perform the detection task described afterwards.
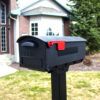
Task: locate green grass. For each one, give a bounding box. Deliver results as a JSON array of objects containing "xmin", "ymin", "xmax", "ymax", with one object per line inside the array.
[{"xmin": 0, "ymin": 71, "xmax": 100, "ymax": 100}]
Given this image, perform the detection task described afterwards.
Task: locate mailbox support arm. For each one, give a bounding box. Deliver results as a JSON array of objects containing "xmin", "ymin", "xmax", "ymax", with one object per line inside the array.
[{"xmin": 51, "ymin": 65, "xmax": 68, "ymax": 100}]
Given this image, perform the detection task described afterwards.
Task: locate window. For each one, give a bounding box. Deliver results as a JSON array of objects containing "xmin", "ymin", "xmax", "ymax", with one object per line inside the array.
[
  {"xmin": 0, "ymin": 2, "xmax": 7, "ymax": 52},
  {"xmin": 46, "ymin": 28, "xmax": 54, "ymax": 36},
  {"xmin": 1, "ymin": 2, "xmax": 6, "ymax": 24},
  {"xmin": 31, "ymin": 23, "xmax": 38, "ymax": 36},
  {"xmin": 1, "ymin": 26, "xmax": 7, "ymax": 52}
]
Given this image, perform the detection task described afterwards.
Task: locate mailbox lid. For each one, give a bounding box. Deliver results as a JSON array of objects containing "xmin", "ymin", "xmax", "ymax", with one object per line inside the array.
[
  {"xmin": 17, "ymin": 36, "xmax": 86, "ymax": 44},
  {"xmin": 37, "ymin": 36, "xmax": 86, "ymax": 42},
  {"xmin": 17, "ymin": 36, "xmax": 45, "ymax": 43}
]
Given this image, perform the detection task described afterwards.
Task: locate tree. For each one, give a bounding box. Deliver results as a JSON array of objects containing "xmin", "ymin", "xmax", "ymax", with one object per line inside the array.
[{"xmin": 70, "ymin": 0, "xmax": 100, "ymax": 52}]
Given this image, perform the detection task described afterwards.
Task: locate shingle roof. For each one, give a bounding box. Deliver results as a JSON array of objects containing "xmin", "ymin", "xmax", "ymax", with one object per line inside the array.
[{"xmin": 54, "ymin": 0, "xmax": 73, "ymax": 15}]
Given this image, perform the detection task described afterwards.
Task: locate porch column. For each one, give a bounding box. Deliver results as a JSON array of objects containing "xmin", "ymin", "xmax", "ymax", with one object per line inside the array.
[{"xmin": 14, "ymin": 16, "xmax": 19, "ymax": 62}]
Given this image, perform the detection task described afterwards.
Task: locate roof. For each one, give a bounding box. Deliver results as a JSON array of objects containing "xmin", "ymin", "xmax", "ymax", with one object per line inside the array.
[
  {"xmin": 11, "ymin": 0, "xmax": 73, "ymax": 17},
  {"xmin": 21, "ymin": 0, "xmax": 72, "ymax": 14},
  {"xmin": 21, "ymin": 6, "xmax": 68, "ymax": 17},
  {"xmin": 11, "ymin": 8, "xmax": 21, "ymax": 15},
  {"xmin": 54, "ymin": 0, "xmax": 73, "ymax": 14}
]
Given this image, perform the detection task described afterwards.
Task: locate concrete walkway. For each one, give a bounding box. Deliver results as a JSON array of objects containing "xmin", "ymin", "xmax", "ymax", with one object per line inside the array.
[{"xmin": 0, "ymin": 63, "xmax": 17, "ymax": 77}]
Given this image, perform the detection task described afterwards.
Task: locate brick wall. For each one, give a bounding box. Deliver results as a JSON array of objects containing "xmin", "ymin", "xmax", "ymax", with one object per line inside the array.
[
  {"xmin": 63, "ymin": 19, "xmax": 70, "ymax": 36},
  {"xmin": 10, "ymin": 0, "xmax": 17, "ymax": 10},
  {"xmin": 19, "ymin": 16, "xmax": 30, "ymax": 36}
]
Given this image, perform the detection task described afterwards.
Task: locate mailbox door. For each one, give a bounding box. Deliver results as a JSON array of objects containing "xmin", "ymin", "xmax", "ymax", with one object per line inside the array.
[{"xmin": 18, "ymin": 36, "xmax": 46, "ymax": 71}]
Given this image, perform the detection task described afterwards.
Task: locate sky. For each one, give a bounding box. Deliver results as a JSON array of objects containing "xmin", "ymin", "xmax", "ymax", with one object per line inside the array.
[{"xmin": 17, "ymin": 0, "xmax": 70, "ymax": 9}]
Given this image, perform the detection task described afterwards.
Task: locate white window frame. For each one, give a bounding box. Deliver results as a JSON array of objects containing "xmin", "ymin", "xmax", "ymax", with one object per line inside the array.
[
  {"xmin": 1, "ymin": 26, "xmax": 7, "ymax": 52},
  {"xmin": 0, "ymin": 1, "xmax": 7, "ymax": 52},
  {"xmin": 30, "ymin": 22, "xmax": 39, "ymax": 36}
]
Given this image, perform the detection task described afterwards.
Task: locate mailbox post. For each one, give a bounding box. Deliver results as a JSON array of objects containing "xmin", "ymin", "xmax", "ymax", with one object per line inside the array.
[
  {"xmin": 17, "ymin": 36, "xmax": 86, "ymax": 100},
  {"xmin": 51, "ymin": 65, "xmax": 68, "ymax": 100}
]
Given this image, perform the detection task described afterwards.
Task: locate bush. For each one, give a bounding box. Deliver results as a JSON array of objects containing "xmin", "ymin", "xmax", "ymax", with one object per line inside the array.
[{"xmin": 70, "ymin": 0, "xmax": 100, "ymax": 52}]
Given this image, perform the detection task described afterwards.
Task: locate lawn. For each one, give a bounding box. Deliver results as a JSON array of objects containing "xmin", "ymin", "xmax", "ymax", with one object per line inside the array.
[{"xmin": 0, "ymin": 71, "xmax": 100, "ymax": 100}]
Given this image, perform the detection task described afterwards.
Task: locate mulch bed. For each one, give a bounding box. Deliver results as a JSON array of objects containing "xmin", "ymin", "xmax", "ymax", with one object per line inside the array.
[
  {"xmin": 69, "ymin": 53, "xmax": 100, "ymax": 71},
  {"xmin": 11, "ymin": 53, "xmax": 100, "ymax": 71}
]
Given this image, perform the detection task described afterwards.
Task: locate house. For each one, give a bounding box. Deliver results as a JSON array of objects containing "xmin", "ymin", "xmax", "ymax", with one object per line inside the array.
[
  {"xmin": 0, "ymin": 0, "xmax": 17, "ymax": 64},
  {"xmin": 0, "ymin": 0, "xmax": 72, "ymax": 63}
]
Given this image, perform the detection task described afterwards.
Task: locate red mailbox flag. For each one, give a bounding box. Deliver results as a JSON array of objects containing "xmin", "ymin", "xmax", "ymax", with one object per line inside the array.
[{"xmin": 48, "ymin": 41, "xmax": 65, "ymax": 51}]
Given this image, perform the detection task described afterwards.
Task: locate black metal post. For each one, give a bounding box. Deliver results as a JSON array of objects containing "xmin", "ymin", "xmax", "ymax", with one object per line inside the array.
[{"xmin": 51, "ymin": 65, "xmax": 67, "ymax": 100}]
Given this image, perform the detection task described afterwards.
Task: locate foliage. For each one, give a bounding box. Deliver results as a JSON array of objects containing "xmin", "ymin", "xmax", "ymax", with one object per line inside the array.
[{"xmin": 69, "ymin": 0, "xmax": 100, "ymax": 52}]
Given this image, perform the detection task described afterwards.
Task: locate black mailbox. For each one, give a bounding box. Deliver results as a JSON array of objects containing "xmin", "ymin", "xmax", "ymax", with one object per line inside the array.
[
  {"xmin": 17, "ymin": 36, "xmax": 86, "ymax": 72},
  {"xmin": 17, "ymin": 36, "xmax": 86, "ymax": 100}
]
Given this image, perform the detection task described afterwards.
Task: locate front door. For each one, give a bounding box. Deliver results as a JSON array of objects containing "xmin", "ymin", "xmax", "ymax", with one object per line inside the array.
[{"xmin": 0, "ymin": 1, "xmax": 7, "ymax": 53}]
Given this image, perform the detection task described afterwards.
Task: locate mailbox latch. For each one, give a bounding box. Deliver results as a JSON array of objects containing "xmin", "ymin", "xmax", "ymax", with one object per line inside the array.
[{"xmin": 48, "ymin": 41, "xmax": 65, "ymax": 50}]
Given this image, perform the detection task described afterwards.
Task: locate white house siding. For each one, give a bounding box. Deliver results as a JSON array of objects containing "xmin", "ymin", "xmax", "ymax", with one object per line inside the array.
[
  {"xmin": 22, "ymin": 0, "xmax": 67, "ymax": 15},
  {"xmin": 30, "ymin": 16, "xmax": 41, "ymax": 36},
  {"xmin": 30, "ymin": 16, "xmax": 64, "ymax": 36}
]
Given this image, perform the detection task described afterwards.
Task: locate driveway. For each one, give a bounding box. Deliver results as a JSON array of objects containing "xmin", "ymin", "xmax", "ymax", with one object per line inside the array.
[{"xmin": 0, "ymin": 64, "xmax": 17, "ymax": 77}]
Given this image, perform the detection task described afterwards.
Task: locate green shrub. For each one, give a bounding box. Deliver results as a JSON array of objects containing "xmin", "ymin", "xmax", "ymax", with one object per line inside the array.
[{"xmin": 70, "ymin": 0, "xmax": 100, "ymax": 52}]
